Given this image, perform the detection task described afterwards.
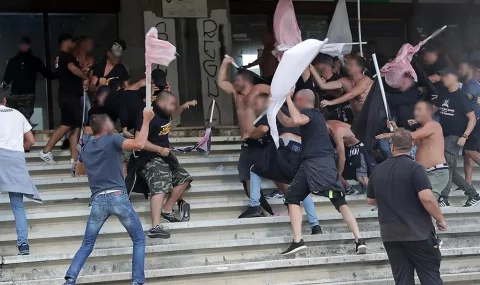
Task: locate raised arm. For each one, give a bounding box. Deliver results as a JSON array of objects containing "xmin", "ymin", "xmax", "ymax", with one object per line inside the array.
[
  {"xmin": 286, "ymin": 92, "xmax": 310, "ymax": 126},
  {"xmin": 310, "ymin": 65, "xmax": 343, "ymax": 90},
  {"xmin": 122, "ymin": 109, "xmax": 155, "ymax": 150},
  {"xmin": 171, "ymin": 100, "xmax": 197, "ymax": 119},
  {"xmin": 277, "ymin": 109, "xmax": 296, "ymax": 128},
  {"xmin": 321, "ymin": 77, "xmax": 372, "ymax": 107},
  {"xmin": 217, "ymin": 56, "xmax": 235, "ymax": 94}
]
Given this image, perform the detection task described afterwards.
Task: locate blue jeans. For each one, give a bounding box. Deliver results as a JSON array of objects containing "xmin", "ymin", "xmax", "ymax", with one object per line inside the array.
[
  {"xmin": 249, "ymin": 171, "xmax": 319, "ymax": 227},
  {"xmin": 9, "ymin": 192, "xmax": 28, "ymax": 246},
  {"xmin": 65, "ymin": 192, "xmax": 145, "ymax": 283}
]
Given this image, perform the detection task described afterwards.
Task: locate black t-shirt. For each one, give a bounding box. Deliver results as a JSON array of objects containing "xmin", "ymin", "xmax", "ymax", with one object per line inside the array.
[
  {"xmin": 93, "ymin": 60, "xmax": 130, "ymax": 85},
  {"xmin": 55, "ymin": 51, "xmax": 82, "ymax": 98},
  {"xmin": 433, "ymin": 89, "xmax": 473, "ymax": 137},
  {"xmin": 119, "ymin": 88, "xmax": 145, "ymax": 130},
  {"xmin": 367, "ymin": 155, "xmax": 434, "ymax": 242},
  {"xmin": 136, "ymin": 107, "xmax": 171, "ymax": 148},
  {"xmin": 300, "ymin": 108, "xmax": 334, "ymax": 159},
  {"xmin": 277, "ymin": 105, "xmax": 300, "ymax": 136}
]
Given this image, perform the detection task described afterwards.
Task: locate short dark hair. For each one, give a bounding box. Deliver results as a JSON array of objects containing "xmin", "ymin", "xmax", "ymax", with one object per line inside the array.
[
  {"xmin": 90, "ymin": 114, "xmax": 110, "ymax": 135},
  {"xmin": 0, "ymin": 88, "xmax": 6, "ymax": 103},
  {"xmin": 417, "ymin": 100, "xmax": 434, "ymax": 111},
  {"xmin": 460, "ymin": 60, "xmax": 476, "ymax": 69},
  {"xmin": 58, "ymin": 33, "xmax": 73, "ymax": 45},
  {"xmin": 20, "ymin": 37, "xmax": 32, "ymax": 45},
  {"xmin": 236, "ymin": 69, "xmax": 255, "ymax": 84},
  {"xmin": 353, "ymin": 56, "xmax": 367, "ymax": 72},
  {"xmin": 391, "ymin": 128, "xmax": 413, "ymax": 153}
]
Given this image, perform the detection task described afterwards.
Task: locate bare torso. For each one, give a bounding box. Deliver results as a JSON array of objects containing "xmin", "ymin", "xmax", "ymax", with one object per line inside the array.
[
  {"xmin": 328, "ymin": 120, "xmax": 359, "ymax": 147},
  {"xmin": 414, "ymin": 121, "xmax": 446, "ymax": 168},
  {"xmin": 234, "ymin": 92, "xmax": 258, "ymax": 136},
  {"xmin": 342, "ymin": 76, "xmax": 372, "ymax": 117}
]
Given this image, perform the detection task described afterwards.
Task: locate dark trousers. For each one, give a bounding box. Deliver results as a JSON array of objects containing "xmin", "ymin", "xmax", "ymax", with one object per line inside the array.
[{"xmin": 384, "ymin": 239, "xmax": 442, "ymax": 285}]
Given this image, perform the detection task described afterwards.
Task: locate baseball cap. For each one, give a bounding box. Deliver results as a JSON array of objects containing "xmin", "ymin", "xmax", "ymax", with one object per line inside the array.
[
  {"xmin": 58, "ymin": 33, "xmax": 73, "ymax": 45},
  {"xmin": 20, "ymin": 37, "xmax": 32, "ymax": 45},
  {"xmin": 437, "ymin": 67, "xmax": 459, "ymax": 77},
  {"xmin": 152, "ymin": 69, "xmax": 167, "ymax": 88}
]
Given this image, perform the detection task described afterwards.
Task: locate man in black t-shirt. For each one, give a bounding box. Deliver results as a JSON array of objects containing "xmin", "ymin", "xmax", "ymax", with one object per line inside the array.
[
  {"xmin": 367, "ymin": 128, "xmax": 446, "ymax": 285},
  {"xmin": 433, "ymin": 68, "xmax": 480, "ymax": 207},
  {"xmin": 277, "ymin": 89, "xmax": 366, "ymax": 256},
  {"xmin": 422, "ymin": 45, "xmax": 448, "ymax": 96},
  {"xmin": 40, "ymin": 34, "xmax": 89, "ymax": 165},
  {"xmin": 126, "ymin": 91, "xmax": 196, "ymax": 239}
]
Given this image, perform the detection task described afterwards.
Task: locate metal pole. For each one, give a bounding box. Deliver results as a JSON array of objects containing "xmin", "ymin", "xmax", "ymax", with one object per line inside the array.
[
  {"xmin": 357, "ymin": 0, "xmax": 363, "ymax": 57},
  {"xmin": 372, "ymin": 54, "xmax": 390, "ymax": 121}
]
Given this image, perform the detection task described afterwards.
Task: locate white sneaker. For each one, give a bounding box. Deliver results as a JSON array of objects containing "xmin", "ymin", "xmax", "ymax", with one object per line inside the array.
[
  {"xmin": 71, "ymin": 159, "xmax": 77, "ymax": 177},
  {"xmin": 39, "ymin": 151, "xmax": 56, "ymax": 165}
]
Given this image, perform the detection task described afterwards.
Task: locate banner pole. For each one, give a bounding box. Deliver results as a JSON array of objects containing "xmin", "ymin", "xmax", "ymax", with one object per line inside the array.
[
  {"xmin": 209, "ymin": 99, "xmax": 216, "ymax": 123},
  {"xmin": 372, "ymin": 54, "xmax": 391, "ymax": 123},
  {"xmin": 145, "ymin": 65, "xmax": 152, "ymax": 108},
  {"xmin": 358, "ymin": 0, "xmax": 363, "ymax": 57}
]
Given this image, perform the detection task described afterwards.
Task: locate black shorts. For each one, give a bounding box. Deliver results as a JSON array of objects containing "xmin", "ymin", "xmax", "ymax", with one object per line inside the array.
[
  {"xmin": 252, "ymin": 139, "xmax": 302, "ymax": 184},
  {"xmin": 285, "ymin": 156, "xmax": 346, "ymax": 211},
  {"xmin": 59, "ymin": 97, "xmax": 83, "ymax": 128},
  {"xmin": 343, "ymin": 142, "xmax": 369, "ymax": 180},
  {"xmin": 238, "ymin": 140, "xmax": 271, "ymax": 182},
  {"xmin": 464, "ymin": 121, "xmax": 480, "ymax": 152}
]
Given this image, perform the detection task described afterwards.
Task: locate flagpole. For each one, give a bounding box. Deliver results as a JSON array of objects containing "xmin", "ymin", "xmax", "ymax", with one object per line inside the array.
[
  {"xmin": 145, "ymin": 64, "xmax": 152, "ymax": 108},
  {"xmin": 357, "ymin": 0, "xmax": 363, "ymax": 57},
  {"xmin": 372, "ymin": 53, "xmax": 391, "ymax": 125},
  {"xmin": 209, "ymin": 99, "xmax": 216, "ymax": 123}
]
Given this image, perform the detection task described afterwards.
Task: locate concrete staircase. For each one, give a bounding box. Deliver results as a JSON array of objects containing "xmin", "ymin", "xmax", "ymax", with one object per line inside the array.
[{"xmin": 1, "ymin": 132, "xmax": 480, "ymax": 284}]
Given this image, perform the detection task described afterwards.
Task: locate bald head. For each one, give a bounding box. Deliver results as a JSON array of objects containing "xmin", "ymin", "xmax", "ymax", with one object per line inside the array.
[{"xmin": 294, "ymin": 89, "xmax": 316, "ymax": 109}]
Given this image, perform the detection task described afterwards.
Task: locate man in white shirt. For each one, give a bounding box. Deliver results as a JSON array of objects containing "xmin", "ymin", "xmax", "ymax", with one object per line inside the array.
[{"xmin": 0, "ymin": 88, "xmax": 39, "ymax": 255}]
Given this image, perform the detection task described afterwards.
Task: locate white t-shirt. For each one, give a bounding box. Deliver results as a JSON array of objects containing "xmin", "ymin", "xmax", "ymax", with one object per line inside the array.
[{"xmin": 0, "ymin": 105, "xmax": 32, "ymax": 152}]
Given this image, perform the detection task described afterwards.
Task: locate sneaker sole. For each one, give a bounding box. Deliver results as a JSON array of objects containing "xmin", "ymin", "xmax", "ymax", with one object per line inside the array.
[
  {"xmin": 356, "ymin": 245, "xmax": 367, "ymax": 255},
  {"xmin": 468, "ymin": 199, "xmax": 480, "ymax": 207},
  {"xmin": 281, "ymin": 245, "xmax": 307, "ymax": 256},
  {"xmin": 146, "ymin": 232, "xmax": 171, "ymax": 239},
  {"xmin": 180, "ymin": 203, "xmax": 191, "ymax": 222}
]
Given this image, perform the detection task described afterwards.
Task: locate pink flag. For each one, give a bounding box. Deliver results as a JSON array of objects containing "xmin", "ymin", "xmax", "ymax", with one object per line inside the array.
[
  {"xmin": 273, "ymin": 0, "xmax": 302, "ymax": 60},
  {"xmin": 380, "ymin": 41, "xmax": 425, "ymax": 89},
  {"xmin": 145, "ymin": 27, "xmax": 177, "ymax": 66}
]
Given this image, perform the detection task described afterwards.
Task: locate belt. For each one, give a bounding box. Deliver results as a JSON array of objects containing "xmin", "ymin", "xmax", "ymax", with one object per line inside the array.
[
  {"xmin": 97, "ymin": 190, "xmax": 124, "ymax": 195},
  {"xmin": 426, "ymin": 163, "xmax": 448, "ymax": 173}
]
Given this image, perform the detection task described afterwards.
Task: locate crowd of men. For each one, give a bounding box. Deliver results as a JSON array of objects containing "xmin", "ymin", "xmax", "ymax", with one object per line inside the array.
[{"xmin": 2, "ymin": 30, "xmax": 480, "ymax": 285}]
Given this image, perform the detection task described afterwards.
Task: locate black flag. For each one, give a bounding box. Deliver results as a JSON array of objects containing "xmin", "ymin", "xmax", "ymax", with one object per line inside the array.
[{"xmin": 353, "ymin": 79, "xmax": 390, "ymax": 150}]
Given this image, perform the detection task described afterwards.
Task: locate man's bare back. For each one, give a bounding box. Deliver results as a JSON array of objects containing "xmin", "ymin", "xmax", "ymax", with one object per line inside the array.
[
  {"xmin": 414, "ymin": 121, "xmax": 446, "ymax": 168},
  {"xmin": 328, "ymin": 120, "xmax": 359, "ymax": 147}
]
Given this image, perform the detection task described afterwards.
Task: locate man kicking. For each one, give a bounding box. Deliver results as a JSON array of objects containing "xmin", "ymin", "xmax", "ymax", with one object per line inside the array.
[
  {"xmin": 316, "ymin": 57, "xmax": 373, "ymax": 117},
  {"xmin": 240, "ymin": 92, "xmax": 321, "ymax": 234},
  {"xmin": 126, "ymin": 91, "xmax": 195, "ymax": 239},
  {"xmin": 277, "ymin": 88, "xmax": 367, "ymax": 256},
  {"xmin": 377, "ymin": 101, "xmax": 449, "ymax": 204},
  {"xmin": 218, "ymin": 56, "xmax": 274, "ymax": 216},
  {"xmin": 327, "ymin": 120, "xmax": 371, "ymax": 194},
  {"xmin": 63, "ymin": 109, "xmax": 154, "ymax": 285}
]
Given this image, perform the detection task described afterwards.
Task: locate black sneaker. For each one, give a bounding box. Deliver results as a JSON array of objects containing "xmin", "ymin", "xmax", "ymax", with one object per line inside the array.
[
  {"xmin": 281, "ymin": 239, "xmax": 307, "ymax": 256},
  {"xmin": 345, "ymin": 186, "xmax": 360, "ymax": 195},
  {"xmin": 238, "ymin": 206, "xmax": 262, "ymax": 218},
  {"xmin": 311, "ymin": 225, "xmax": 323, "ymax": 235},
  {"xmin": 18, "ymin": 243, "xmax": 29, "ymax": 255},
  {"xmin": 438, "ymin": 197, "xmax": 450, "ymax": 208},
  {"xmin": 463, "ymin": 195, "xmax": 480, "ymax": 207},
  {"xmin": 355, "ymin": 239, "xmax": 367, "ymax": 254},
  {"xmin": 63, "ymin": 278, "xmax": 75, "ymax": 285},
  {"xmin": 161, "ymin": 211, "xmax": 181, "ymax": 222},
  {"xmin": 147, "ymin": 224, "xmax": 170, "ymax": 239},
  {"xmin": 178, "ymin": 200, "xmax": 191, "ymax": 222}
]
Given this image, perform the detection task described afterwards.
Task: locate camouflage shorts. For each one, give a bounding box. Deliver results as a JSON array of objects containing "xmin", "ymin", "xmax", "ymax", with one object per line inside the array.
[
  {"xmin": 7, "ymin": 93, "xmax": 35, "ymax": 120},
  {"xmin": 139, "ymin": 157, "xmax": 193, "ymax": 195}
]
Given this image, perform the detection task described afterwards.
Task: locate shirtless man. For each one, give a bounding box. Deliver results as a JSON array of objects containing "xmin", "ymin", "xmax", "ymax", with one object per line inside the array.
[
  {"xmin": 317, "ymin": 56, "xmax": 373, "ymax": 117},
  {"xmin": 327, "ymin": 120, "xmax": 371, "ymax": 194},
  {"xmin": 217, "ymin": 56, "xmax": 273, "ymax": 215},
  {"xmin": 376, "ymin": 101, "xmax": 448, "ymax": 202}
]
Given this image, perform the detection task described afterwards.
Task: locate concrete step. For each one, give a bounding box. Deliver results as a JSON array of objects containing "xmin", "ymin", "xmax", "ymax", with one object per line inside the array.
[
  {"xmin": 5, "ymin": 246, "xmax": 480, "ymax": 284},
  {"xmin": 1, "ymin": 226, "xmax": 478, "ymax": 282}
]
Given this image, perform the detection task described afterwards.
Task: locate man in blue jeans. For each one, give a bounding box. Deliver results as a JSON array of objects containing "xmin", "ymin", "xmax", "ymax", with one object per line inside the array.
[
  {"xmin": 63, "ymin": 108, "xmax": 154, "ymax": 285},
  {"xmin": 0, "ymin": 89, "xmax": 39, "ymax": 255}
]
